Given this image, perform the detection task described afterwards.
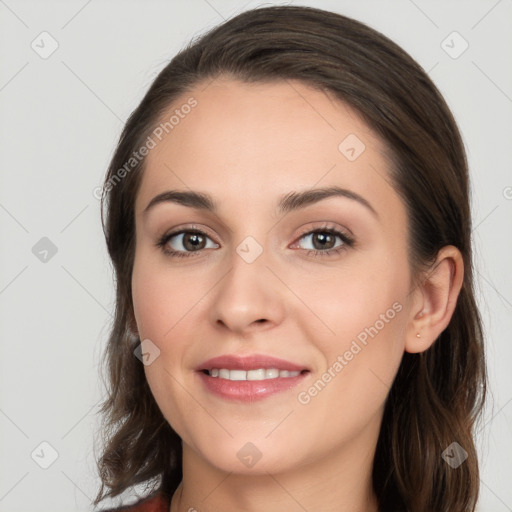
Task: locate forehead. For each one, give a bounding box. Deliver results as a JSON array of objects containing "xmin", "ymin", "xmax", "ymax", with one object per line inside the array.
[{"xmin": 136, "ymin": 77, "xmax": 397, "ymax": 217}]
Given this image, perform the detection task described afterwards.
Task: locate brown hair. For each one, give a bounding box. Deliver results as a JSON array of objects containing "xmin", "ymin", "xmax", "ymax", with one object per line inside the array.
[{"xmin": 94, "ymin": 6, "xmax": 487, "ymax": 511}]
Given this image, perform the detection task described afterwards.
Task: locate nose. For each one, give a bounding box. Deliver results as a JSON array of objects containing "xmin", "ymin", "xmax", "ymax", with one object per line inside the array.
[{"xmin": 209, "ymin": 245, "xmax": 286, "ymax": 335}]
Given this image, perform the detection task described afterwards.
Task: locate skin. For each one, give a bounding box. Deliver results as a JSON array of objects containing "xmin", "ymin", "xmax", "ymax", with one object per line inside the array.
[{"xmin": 131, "ymin": 77, "xmax": 464, "ymax": 512}]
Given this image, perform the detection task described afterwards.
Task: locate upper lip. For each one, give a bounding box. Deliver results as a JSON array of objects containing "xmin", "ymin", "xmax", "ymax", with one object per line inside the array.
[{"xmin": 197, "ymin": 354, "xmax": 309, "ymax": 372}]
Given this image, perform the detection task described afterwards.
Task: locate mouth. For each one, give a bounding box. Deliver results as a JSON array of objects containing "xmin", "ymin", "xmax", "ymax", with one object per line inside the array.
[
  {"xmin": 202, "ymin": 368, "xmax": 306, "ymax": 381},
  {"xmin": 196, "ymin": 354, "xmax": 310, "ymax": 402}
]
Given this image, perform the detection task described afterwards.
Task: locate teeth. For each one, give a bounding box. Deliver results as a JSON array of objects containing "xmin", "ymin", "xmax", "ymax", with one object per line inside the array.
[
  {"xmin": 266, "ymin": 368, "xmax": 279, "ymax": 379},
  {"xmin": 208, "ymin": 368, "xmax": 301, "ymax": 381},
  {"xmin": 229, "ymin": 370, "xmax": 246, "ymax": 381},
  {"xmin": 247, "ymin": 369, "xmax": 266, "ymax": 381}
]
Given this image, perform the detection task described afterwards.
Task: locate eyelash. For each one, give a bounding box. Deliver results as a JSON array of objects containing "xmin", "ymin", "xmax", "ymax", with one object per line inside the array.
[{"xmin": 156, "ymin": 224, "xmax": 355, "ymax": 259}]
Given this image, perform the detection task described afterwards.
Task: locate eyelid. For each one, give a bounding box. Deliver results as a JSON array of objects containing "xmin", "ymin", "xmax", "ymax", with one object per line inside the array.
[
  {"xmin": 168, "ymin": 231, "xmax": 219, "ymax": 251},
  {"xmin": 160, "ymin": 223, "xmax": 218, "ymax": 242},
  {"xmin": 155, "ymin": 224, "xmax": 219, "ymax": 255},
  {"xmin": 290, "ymin": 222, "xmax": 354, "ymax": 246}
]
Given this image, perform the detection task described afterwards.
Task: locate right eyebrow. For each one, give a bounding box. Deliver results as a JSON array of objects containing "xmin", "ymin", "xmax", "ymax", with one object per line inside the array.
[{"xmin": 143, "ymin": 190, "xmax": 217, "ymax": 216}]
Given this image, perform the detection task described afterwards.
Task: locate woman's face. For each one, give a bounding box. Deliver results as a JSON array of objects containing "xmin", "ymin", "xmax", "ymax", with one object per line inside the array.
[{"xmin": 132, "ymin": 77, "xmax": 415, "ymax": 475}]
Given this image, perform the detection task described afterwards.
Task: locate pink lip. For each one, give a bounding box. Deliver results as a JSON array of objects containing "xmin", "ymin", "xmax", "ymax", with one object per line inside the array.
[
  {"xmin": 195, "ymin": 354, "xmax": 310, "ymax": 403},
  {"xmin": 197, "ymin": 354, "xmax": 308, "ymax": 372}
]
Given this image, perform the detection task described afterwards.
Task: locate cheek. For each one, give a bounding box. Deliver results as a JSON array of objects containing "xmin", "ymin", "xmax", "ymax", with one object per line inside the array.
[
  {"xmin": 288, "ymin": 291, "xmax": 406, "ymax": 455},
  {"xmin": 132, "ymin": 258, "xmax": 202, "ymax": 442},
  {"xmin": 292, "ymin": 255, "xmax": 407, "ymax": 344},
  {"xmin": 131, "ymin": 252, "xmax": 197, "ymax": 342},
  {"xmin": 291, "ymin": 254, "xmax": 408, "ymax": 403}
]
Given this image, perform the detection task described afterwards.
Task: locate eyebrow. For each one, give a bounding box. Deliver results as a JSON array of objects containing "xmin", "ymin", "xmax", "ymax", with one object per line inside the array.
[{"xmin": 143, "ymin": 185, "xmax": 378, "ymax": 218}]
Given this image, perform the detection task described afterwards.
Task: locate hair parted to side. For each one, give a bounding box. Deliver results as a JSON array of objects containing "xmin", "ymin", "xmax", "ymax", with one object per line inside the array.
[{"xmin": 95, "ymin": 6, "xmax": 486, "ymax": 511}]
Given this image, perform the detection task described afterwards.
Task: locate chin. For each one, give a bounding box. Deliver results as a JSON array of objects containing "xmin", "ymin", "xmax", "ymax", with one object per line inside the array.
[{"xmin": 188, "ymin": 434, "xmax": 303, "ymax": 476}]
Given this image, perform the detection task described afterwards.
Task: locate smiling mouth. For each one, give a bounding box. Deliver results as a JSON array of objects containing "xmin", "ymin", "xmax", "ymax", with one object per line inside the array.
[{"xmin": 202, "ymin": 368, "xmax": 309, "ymax": 381}]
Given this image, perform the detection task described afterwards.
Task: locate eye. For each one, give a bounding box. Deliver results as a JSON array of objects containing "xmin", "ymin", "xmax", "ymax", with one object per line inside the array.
[
  {"xmin": 156, "ymin": 225, "xmax": 354, "ymax": 259},
  {"xmin": 157, "ymin": 229, "xmax": 219, "ymax": 257},
  {"xmin": 292, "ymin": 226, "xmax": 354, "ymax": 257}
]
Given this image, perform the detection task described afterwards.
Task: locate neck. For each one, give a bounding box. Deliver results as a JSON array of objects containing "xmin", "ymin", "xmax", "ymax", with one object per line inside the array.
[{"xmin": 170, "ymin": 422, "xmax": 381, "ymax": 512}]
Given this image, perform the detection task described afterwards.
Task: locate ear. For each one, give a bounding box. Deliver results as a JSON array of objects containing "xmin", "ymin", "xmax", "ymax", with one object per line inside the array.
[{"xmin": 405, "ymin": 245, "xmax": 464, "ymax": 354}]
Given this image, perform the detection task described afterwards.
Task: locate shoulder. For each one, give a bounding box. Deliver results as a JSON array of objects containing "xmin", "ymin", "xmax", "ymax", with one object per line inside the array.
[{"xmin": 101, "ymin": 491, "xmax": 170, "ymax": 512}]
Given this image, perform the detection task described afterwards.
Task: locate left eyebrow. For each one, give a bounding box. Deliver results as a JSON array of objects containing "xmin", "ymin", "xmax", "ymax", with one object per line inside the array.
[
  {"xmin": 143, "ymin": 185, "xmax": 378, "ymax": 218},
  {"xmin": 277, "ymin": 186, "xmax": 378, "ymax": 218}
]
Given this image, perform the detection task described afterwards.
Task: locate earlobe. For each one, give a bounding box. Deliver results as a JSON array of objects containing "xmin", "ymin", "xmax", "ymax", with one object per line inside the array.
[{"xmin": 405, "ymin": 245, "xmax": 464, "ymax": 354}]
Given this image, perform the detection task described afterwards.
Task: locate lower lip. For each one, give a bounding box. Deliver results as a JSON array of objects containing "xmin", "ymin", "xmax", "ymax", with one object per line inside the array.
[{"xmin": 197, "ymin": 371, "xmax": 308, "ymax": 402}]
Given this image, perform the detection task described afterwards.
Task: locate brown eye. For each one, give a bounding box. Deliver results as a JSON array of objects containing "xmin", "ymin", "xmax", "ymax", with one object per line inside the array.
[
  {"xmin": 182, "ymin": 232, "xmax": 207, "ymax": 251},
  {"xmin": 161, "ymin": 230, "xmax": 219, "ymax": 255},
  {"xmin": 297, "ymin": 230, "xmax": 346, "ymax": 252},
  {"xmin": 311, "ymin": 232, "xmax": 336, "ymax": 250}
]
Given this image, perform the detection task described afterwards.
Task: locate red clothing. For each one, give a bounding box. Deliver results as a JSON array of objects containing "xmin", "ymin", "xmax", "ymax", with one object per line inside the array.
[{"xmin": 106, "ymin": 491, "xmax": 170, "ymax": 512}]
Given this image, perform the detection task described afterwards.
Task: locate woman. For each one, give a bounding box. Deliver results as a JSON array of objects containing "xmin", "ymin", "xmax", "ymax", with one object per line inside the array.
[{"xmin": 94, "ymin": 5, "xmax": 486, "ymax": 512}]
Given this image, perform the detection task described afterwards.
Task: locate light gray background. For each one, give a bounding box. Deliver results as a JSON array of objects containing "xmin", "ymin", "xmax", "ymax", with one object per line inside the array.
[{"xmin": 0, "ymin": 1, "xmax": 511, "ymax": 511}]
